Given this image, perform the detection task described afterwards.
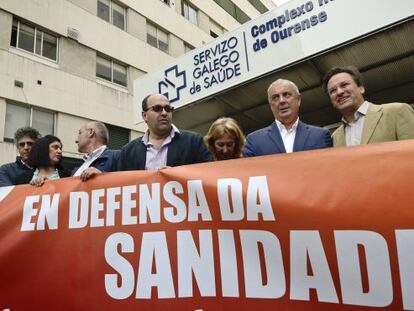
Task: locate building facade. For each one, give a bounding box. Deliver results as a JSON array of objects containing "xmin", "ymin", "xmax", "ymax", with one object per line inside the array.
[{"xmin": 0, "ymin": 0, "xmax": 275, "ymax": 166}]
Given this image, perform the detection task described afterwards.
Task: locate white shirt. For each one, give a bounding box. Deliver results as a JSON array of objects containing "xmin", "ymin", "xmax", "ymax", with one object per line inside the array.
[
  {"xmin": 142, "ymin": 125, "xmax": 180, "ymax": 170},
  {"xmin": 73, "ymin": 145, "xmax": 107, "ymax": 176},
  {"xmin": 342, "ymin": 101, "xmax": 370, "ymax": 146},
  {"xmin": 275, "ymin": 118, "xmax": 299, "ymax": 153}
]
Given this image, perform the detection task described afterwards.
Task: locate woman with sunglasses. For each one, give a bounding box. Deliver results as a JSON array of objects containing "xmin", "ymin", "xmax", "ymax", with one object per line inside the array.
[
  {"xmin": 15, "ymin": 135, "xmax": 70, "ymax": 186},
  {"xmin": 204, "ymin": 117, "xmax": 245, "ymax": 161}
]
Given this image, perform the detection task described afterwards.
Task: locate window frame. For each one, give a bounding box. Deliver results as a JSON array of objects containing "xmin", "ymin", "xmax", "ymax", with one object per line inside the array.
[
  {"xmin": 146, "ymin": 23, "xmax": 169, "ymax": 54},
  {"xmin": 182, "ymin": 1, "xmax": 199, "ymax": 25},
  {"xmin": 96, "ymin": 54, "xmax": 128, "ymax": 87},
  {"xmin": 97, "ymin": 0, "xmax": 127, "ymax": 31},
  {"xmin": 10, "ymin": 19, "xmax": 59, "ymax": 62},
  {"xmin": 4, "ymin": 101, "xmax": 56, "ymax": 142}
]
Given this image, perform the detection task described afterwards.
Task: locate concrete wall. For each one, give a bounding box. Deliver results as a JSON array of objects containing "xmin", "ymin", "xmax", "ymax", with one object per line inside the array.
[
  {"xmin": 59, "ymin": 38, "xmax": 96, "ymax": 81},
  {"xmin": 127, "ymin": 9, "xmax": 146, "ymax": 42},
  {"xmin": 0, "ymin": 10, "xmax": 11, "ymax": 51}
]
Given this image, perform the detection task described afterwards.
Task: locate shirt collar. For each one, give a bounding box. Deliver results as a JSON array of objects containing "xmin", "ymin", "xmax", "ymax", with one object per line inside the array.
[
  {"xmin": 142, "ymin": 124, "xmax": 180, "ymax": 146},
  {"xmin": 84, "ymin": 145, "xmax": 107, "ymax": 161},
  {"xmin": 275, "ymin": 118, "xmax": 299, "ymax": 133},
  {"xmin": 342, "ymin": 101, "xmax": 370, "ymax": 125}
]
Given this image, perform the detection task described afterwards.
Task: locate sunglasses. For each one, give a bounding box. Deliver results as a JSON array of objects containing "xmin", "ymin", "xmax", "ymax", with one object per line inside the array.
[
  {"xmin": 145, "ymin": 104, "xmax": 174, "ymax": 113},
  {"xmin": 18, "ymin": 141, "xmax": 34, "ymax": 148}
]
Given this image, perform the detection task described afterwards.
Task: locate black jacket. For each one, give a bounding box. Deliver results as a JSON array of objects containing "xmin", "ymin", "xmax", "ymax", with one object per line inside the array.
[
  {"xmin": 0, "ymin": 157, "xmax": 34, "ymax": 187},
  {"xmin": 118, "ymin": 130, "xmax": 212, "ymax": 171}
]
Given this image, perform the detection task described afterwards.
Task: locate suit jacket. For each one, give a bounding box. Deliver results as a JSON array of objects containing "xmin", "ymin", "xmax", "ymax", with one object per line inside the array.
[
  {"xmin": 332, "ymin": 102, "xmax": 414, "ymax": 146},
  {"xmin": 243, "ymin": 121, "xmax": 332, "ymax": 157},
  {"xmin": 0, "ymin": 157, "xmax": 35, "ymax": 187},
  {"xmin": 71, "ymin": 149, "xmax": 120, "ymax": 176},
  {"xmin": 118, "ymin": 130, "xmax": 212, "ymax": 171}
]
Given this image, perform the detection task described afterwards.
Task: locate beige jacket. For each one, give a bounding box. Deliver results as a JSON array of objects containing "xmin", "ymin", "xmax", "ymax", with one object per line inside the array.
[{"xmin": 332, "ymin": 102, "xmax": 414, "ymax": 146}]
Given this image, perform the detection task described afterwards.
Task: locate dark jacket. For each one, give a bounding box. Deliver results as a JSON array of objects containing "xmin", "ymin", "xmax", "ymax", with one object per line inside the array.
[
  {"xmin": 0, "ymin": 157, "xmax": 34, "ymax": 187},
  {"xmin": 118, "ymin": 130, "xmax": 212, "ymax": 171},
  {"xmin": 71, "ymin": 149, "xmax": 120, "ymax": 176},
  {"xmin": 243, "ymin": 121, "xmax": 333, "ymax": 157}
]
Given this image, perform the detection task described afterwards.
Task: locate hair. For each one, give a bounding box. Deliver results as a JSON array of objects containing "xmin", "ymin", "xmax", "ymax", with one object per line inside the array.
[
  {"xmin": 142, "ymin": 94, "xmax": 153, "ymax": 111},
  {"xmin": 88, "ymin": 121, "xmax": 109, "ymax": 144},
  {"xmin": 204, "ymin": 117, "xmax": 245, "ymax": 160},
  {"xmin": 14, "ymin": 126, "xmax": 40, "ymax": 146},
  {"xmin": 267, "ymin": 79, "xmax": 300, "ymax": 103},
  {"xmin": 27, "ymin": 135, "xmax": 62, "ymax": 168},
  {"xmin": 322, "ymin": 66, "xmax": 364, "ymax": 95}
]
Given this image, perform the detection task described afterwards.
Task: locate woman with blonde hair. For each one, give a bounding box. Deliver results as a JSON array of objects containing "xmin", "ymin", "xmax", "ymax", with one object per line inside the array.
[{"xmin": 204, "ymin": 117, "xmax": 245, "ymax": 160}]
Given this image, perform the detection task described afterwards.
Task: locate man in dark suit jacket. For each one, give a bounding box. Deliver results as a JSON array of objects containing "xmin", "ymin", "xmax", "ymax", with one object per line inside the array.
[
  {"xmin": 243, "ymin": 79, "xmax": 332, "ymax": 156},
  {"xmin": 72, "ymin": 121, "xmax": 120, "ymax": 181},
  {"xmin": 118, "ymin": 93, "xmax": 212, "ymax": 171}
]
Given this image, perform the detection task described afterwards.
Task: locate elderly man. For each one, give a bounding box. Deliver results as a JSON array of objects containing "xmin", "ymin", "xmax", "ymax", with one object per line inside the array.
[
  {"xmin": 243, "ymin": 79, "xmax": 332, "ymax": 156},
  {"xmin": 323, "ymin": 66, "xmax": 414, "ymax": 146},
  {"xmin": 118, "ymin": 93, "xmax": 212, "ymax": 170},
  {"xmin": 0, "ymin": 126, "xmax": 40, "ymax": 186},
  {"xmin": 73, "ymin": 121, "xmax": 120, "ymax": 181}
]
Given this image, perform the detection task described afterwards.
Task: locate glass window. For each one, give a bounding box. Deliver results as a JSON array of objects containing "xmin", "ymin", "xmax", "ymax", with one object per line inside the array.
[
  {"xmin": 96, "ymin": 56, "xmax": 112, "ymax": 81},
  {"xmin": 157, "ymin": 29, "xmax": 169, "ymax": 53},
  {"xmin": 112, "ymin": 2, "xmax": 125, "ymax": 30},
  {"xmin": 18, "ymin": 23, "xmax": 35, "ymax": 53},
  {"xmin": 32, "ymin": 109, "xmax": 54, "ymax": 136},
  {"xmin": 10, "ymin": 20, "xmax": 17, "ymax": 47},
  {"xmin": 213, "ymin": 0, "xmax": 250, "ymax": 24},
  {"xmin": 98, "ymin": 0, "xmax": 126, "ymax": 31},
  {"xmin": 247, "ymin": 0, "xmax": 268, "ymax": 14},
  {"xmin": 97, "ymin": 0, "xmax": 110, "ymax": 22},
  {"xmin": 96, "ymin": 55, "xmax": 127, "ymax": 87},
  {"xmin": 146, "ymin": 23, "xmax": 169, "ymax": 53},
  {"xmin": 182, "ymin": 1, "xmax": 198, "ymax": 25},
  {"xmin": 4, "ymin": 102, "xmax": 55, "ymax": 142},
  {"xmin": 10, "ymin": 19, "xmax": 58, "ymax": 61},
  {"xmin": 4, "ymin": 104, "xmax": 31, "ymax": 141},
  {"xmin": 113, "ymin": 62, "xmax": 127, "ymax": 87},
  {"xmin": 146, "ymin": 23, "xmax": 158, "ymax": 48},
  {"xmin": 42, "ymin": 32, "xmax": 57, "ymax": 60}
]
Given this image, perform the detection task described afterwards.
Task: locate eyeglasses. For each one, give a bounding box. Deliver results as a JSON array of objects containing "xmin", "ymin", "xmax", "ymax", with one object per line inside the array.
[
  {"xmin": 18, "ymin": 141, "xmax": 34, "ymax": 148},
  {"xmin": 145, "ymin": 104, "xmax": 174, "ymax": 113}
]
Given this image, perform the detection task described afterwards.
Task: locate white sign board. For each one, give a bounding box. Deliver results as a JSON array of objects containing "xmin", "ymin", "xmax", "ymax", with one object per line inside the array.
[{"xmin": 134, "ymin": 0, "xmax": 414, "ymax": 123}]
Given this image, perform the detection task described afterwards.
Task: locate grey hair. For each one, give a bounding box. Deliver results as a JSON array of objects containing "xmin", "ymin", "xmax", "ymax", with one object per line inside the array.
[
  {"xmin": 88, "ymin": 121, "xmax": 109, "ymax": 144},
  {"xmin": 267, "ymin": 79, "xmax": 300, "ymax": 102}
]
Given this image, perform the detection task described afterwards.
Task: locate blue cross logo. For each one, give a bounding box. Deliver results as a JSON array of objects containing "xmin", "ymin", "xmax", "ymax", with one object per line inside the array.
[{"xmin": 158, "ymin": 65, "xmax": 187, "ymax": 103}]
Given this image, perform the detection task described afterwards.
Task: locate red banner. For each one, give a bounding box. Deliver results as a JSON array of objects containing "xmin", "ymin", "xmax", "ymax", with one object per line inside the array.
[{"xmin": 1, "ymin": 141, "xmax": 414, "ymax": 310}]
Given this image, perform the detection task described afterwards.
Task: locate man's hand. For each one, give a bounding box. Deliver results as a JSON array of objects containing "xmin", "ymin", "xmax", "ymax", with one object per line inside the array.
[{"xmin": 79, "ymin": 167, "xmax": 102, "ymax": 181}]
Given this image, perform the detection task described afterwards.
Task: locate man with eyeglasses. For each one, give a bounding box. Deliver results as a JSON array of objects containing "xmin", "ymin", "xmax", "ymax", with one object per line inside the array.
[
  {"xmin": 118, "ymin": 93, "xmax": 212, "ymax": 171},
  {"xmin": 0, "ymin": 126, "xmax": 41, "ymax": 187}
]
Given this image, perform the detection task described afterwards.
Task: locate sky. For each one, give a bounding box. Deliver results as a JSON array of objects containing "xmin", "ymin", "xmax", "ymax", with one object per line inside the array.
[{"xmin": 272, "ymin": 0, "xmax": 291, "ymax": 6}]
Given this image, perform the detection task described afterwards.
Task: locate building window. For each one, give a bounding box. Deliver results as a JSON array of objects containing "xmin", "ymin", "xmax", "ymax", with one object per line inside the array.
[
  {"xmin": 147, "ymin": 23, "xmax": 169, "ymax": 53},
  {"xmin": 210, "ymin": 31, "xmax": 218, "ymax": 38},
  {"xmin": 247, "ymin": 0, "xmax": 268, "ymax": 14},
  {"xmin": 96, "ymin": 55, "xmax": 127, "ymax": 87},
  {"xmin": 97, "ymin": 0, "xmax": 126, "ymax": 31},
  {"xmin": 4, "ymin": 101, "xmax": 55, "ymax": 142},
  {"xmin": 10, "ymin": 19, "xmax": 58, "ymax": 62},
  {"xmin": 213, "ymin": 0, "xmax": 250, "ymax": 24},
  {"xmin": 182, "ymin": 1, "xmax": 198, "ymax": 25}
]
